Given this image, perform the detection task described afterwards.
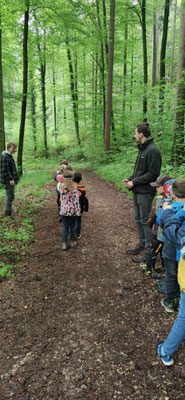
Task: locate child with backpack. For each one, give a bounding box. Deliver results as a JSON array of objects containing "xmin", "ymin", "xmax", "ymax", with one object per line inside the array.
[
  {"xmin": 73, "ymin": 172, "xmax": 89, "ymax": 239},
  {"xmin": 157, "ymin": 202, "xmax": 185, "ymax": 366},
  {"xmin": 59, "ymin": 169, "xmax": 81, "ymax": 251}
]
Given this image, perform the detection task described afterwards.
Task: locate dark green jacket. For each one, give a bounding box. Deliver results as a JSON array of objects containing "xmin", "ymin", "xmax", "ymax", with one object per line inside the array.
[{"xmin": 129, "ymin": 137, "xmax": 162, "ymax": 195}]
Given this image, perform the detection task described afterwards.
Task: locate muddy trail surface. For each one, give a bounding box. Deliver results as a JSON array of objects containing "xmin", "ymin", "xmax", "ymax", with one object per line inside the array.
[{"xmin": 0, "ymin": 169, "xmax": 185, "ymax": 400}]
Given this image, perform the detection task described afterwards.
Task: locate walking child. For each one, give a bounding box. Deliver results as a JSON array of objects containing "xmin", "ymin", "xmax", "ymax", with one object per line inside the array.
[
  {"xmin": 73, "ymin": 172, "xmax": 88, "ymax": 239},
  {"xmin": 59, "ymin": 169, "xmax": 81, "ymax": 251}
]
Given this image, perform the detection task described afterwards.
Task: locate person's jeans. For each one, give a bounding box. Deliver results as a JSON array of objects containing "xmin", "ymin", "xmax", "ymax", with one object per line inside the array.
[
  {"xmin": 164, "ymin": 258, "xmax": 180, "ymax": 302},
  {"xmin": 163, "ymin": 291, "xmax": 185, "ymax": 356},
  {"xmin": 76, "ymin": 216, "xmax": 82, "ymax": 236},
  {"xmin": 133, "ymin": 193, "xmax": 154, "ymax": 249},
  {"xmin": 4, "ymin": 184, "xmax": 15, "ymax": 214},
  {"xmin": 62, "ymin": 216, "xmax": 76, "ymax": 242}
]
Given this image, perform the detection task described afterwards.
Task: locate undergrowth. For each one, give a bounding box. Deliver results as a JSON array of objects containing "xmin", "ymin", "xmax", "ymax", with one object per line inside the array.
[{"xmin": 0, "ymin": 170, "xmax": 53, "ymax": 281}]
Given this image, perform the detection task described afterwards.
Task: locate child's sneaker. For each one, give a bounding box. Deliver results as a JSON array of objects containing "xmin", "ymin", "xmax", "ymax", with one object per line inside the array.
[
  {"xmin": 153, "ymin": 270, "xmax": 165, "ymax": 280},
  {"xmin": 144, "ymin": 265, "xmax": 152, "ymax": 276},
  {"xmin": 157, "ymin": 341, "xmax": 174, "ymax": 366},
  {"xmin": 161, "ymin": 297, "xmax": 175, "ymax": 313},
  {"xmin": 76, "ymin": 233, "xmax": 81, "ymax": 239},
  {"xmin": 139, "ymin": 262, "xmax": 147, "ymax": 271},
  {"xmin": 62, "ymin": 242, "xmax": 68, "ymax": 251},
  {"xmin": 70, "ymin": 241, "xmax": 77, "ymax": 248}
]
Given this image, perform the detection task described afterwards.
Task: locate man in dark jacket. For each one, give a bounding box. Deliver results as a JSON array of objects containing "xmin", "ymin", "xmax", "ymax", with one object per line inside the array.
[
  {"xmin": 122, "ymin": 122, "xmax": 162, "ymax": 262},
  {"xmin": 1, "ymin": 142, "xmax": 18, "ymax": 217}
]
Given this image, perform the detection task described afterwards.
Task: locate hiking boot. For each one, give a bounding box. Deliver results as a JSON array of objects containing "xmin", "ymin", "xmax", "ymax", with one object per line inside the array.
[
  {"xmin": 126, "ymin": 243, "xmax": 144, "ymax": 255},
  {"xmin": 161, "ymin": 297, "xmax": 175, "ymax": 313},
  {"xmin": 62, "ymin": 242, "xmax": 68, "ymax": 251},
  {"xmin": 132, "ymin": 249, "xmax": 148, "ymax": 263},
  {"xmin": 157, "ymin": 341, "xmax": 174, "ymax": 367},
  {"xmin": 144, "ymin": 265, "xmax": 152, "ymax": 276},
  {"xmin": 70, "ymin": 241, "xmax": 77, "ymax": 248}
]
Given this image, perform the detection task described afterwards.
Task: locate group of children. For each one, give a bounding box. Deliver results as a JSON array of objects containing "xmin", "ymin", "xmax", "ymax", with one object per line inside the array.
[
  {"xmin": 54, "ymin": 159, "xmax": 88, "ymax": 251},
  {"xmin": 54, "ymin": 164, "xmax": 185, "ymax": 367},
  {"xmin": 136, "ymin": 175, "xmax": 185, "ymax": 367}
]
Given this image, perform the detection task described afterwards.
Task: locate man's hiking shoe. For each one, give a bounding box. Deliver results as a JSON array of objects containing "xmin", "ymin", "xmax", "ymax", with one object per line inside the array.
[
  {"xmin": 70, "ymin": 241, "xmax": 77, "ymax": 248},
  {"xmin": 157, "ymin": 341, "xmax": 174, "ymax": 366},
  {"xmin": 62, "ymin": 242, "xmax": 68, "ymax": 251},
  {"xmin": 126, "ymin": 244, "xmax": 144, "ymax": 255},
  {"xmin": 161, "ymin": 298, "xmax": 175, "ymax": 313},
  {"xmin": 132, "ymin": 249, "xmax": 148, "ymax": 263}
]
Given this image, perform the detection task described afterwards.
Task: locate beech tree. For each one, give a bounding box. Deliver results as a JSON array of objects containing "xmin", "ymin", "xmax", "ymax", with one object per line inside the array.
[
  {"xmin": 0, "ymin": 16, "xmax": 5, "ymax": 163},
  {"xmin": 17, "ymin": 0, "xmax": 29, "ymax": 177},
  {"xmin": 173, "ymin": 0, "xmax": 185, "ymax": 165},
  {"xmin": 104, "ymin": 0, "xmax": 115, "ymax": 151}
]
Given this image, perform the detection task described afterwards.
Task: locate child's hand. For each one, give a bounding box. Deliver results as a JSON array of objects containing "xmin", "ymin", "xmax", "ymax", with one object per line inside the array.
[
  {"xmin": 163, "ymin": 202, "xmax": 172, "ymax": 210},
  {"xmin": 122, "ymin": 179, "xmax": 129, "ymax": 187}
]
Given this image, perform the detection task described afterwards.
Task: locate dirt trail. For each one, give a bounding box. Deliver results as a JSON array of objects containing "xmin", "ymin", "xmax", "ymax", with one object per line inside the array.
[{"xmin": 0, "ymin": 169, "xmax": 185, "ymax": 400}]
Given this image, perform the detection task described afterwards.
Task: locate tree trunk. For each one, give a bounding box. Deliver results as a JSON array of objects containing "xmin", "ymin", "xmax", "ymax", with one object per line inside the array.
[
  {"xmin": 141, "ymin": 0, "xmax": 148, "ymax": 118},
  {"xmin": 170, "ymin": 0, "xmax": 177, "ymax": 82},
  {"xmin": 130, "ymin": 27, "xmax": 134, "ymax": 112},
  {"xmin": 53, "ymin": 65, "xmax": 57, "ymax": 142},
  {"xmin": 17, "ymin": 1, "xmax": 29, "ymax": 177},
  {"xmin": 123, "ymin": 22, "xmax": 128, "ymax": 112},
  {"xmin": 0, "ymin": 16, "xmax": 5, "ymax": 166},
  {"xmin": 65, "ymin": 35, "xmax": 81, "ymax": 145},
  {"xmin": 172, "ymin": 0, "xmax": 185, "ymax": 166},
  {"xmin": 159, "ymin": 0, "xmax": 170, "ymax": 113},
  {"xmin": 104, "ymin": 0, "xmax": 115, "ymax": 151},
  {"xmin": 151, "ymin": 7, "xmax": 157, "ymax": 87},
  {"xmin": 96, "ymin": 0, "xmax": 106, "ymax": 138},
  {"xmin": 29, "ymin": 70, "xmax": 37, "ymax": 153},
  {"xmin": 83, "ymin": 49, "xmax": 86, "ymax": 127}
]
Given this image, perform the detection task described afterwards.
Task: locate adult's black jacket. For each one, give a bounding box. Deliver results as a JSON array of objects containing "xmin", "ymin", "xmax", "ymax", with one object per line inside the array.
[{"xmin": 129, "ymin": 136, "xmax": 162, "ymax": 195}]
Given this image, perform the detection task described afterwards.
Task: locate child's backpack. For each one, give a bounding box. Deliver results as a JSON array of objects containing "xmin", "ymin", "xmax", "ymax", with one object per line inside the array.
[{"xmin": 79, "ymin": 190, "xmax": 89, "ymax": 212}]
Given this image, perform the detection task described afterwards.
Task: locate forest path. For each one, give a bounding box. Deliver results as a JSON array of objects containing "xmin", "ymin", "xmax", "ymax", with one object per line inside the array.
[{"xmin": 0, "ymin": 169, "xmax": 185, "ymax": 399}]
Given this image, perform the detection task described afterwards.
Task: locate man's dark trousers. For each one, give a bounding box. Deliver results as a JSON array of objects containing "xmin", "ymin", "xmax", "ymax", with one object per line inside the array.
[{"xmin": 133, "ymin": 192, "xmax": 154, "ymax": 249}]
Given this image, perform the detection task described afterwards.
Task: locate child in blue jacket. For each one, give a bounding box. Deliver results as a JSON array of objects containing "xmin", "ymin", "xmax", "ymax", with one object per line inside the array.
[{"xmin": 157, "ymin": 200, "xmax": 185, "ymax": 366}]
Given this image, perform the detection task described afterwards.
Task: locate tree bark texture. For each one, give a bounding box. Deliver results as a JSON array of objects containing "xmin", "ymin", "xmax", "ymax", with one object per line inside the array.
[
  {"xmin": 173, "ymin": 0, "xmax": 185, "ymax": 165},
  {"xmin": 104, "ymin": 0, "xmax": 115, "ymax": 151},
  {"xmin": 53, "ymin": 66, "xmax": 57, "ymax": 142},
  {"xmin": 170, "ymin": 0, "xmax": 177, "ymax": 82},
  {"xmin": 29, "ymin": 70, "xmax": 37, "ymax": 152},
  {"xmin": 65, "ymin": 36, "xmax": 81, "ymax": 145},
  {"xmin": 159, "ymin": 0, "xmax": 170, "ymax": 113},
  {"xmin": 96, "ymin": 0, "xmax": 106, "ymax": 138},
  {"xmin": 0, "ymin": 16, "xmax": 5, "ymax": 165},
  {"xmin": 151, "ymin": 7, "xmax": 157, "ymax": 87},
  {"xmin": 141, "ymin": 0, "xmax": 148, "ymax": 117},
  {"xmin": 17, "ymin": 2, "xmax": 29, "ymax": 177}
]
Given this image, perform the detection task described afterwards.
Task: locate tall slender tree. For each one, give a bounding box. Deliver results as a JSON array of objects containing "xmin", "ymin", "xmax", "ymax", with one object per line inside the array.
[
  {"xmin": 0, "ymin": 16, "xmax": 5, "ymax": 164},
  {"xmin": 159, "ymin": 0, "xmax": 170, "ymax": 113},
  {"xmin": 172, "ymin": 0, "xmax": 185, "ymax": 165},
  {"xmin": 104, "ymin": 0, "xmax": 115, "ymax": 151},
  {"xmin": 17, "ymin": 0, "xmax": 29, "ymax": 177}
]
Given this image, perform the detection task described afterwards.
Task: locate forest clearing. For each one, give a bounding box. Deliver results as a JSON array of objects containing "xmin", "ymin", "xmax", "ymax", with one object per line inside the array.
[{"xmin": 0, "ymin": 169, "xmax": 185, "ymax": 400}]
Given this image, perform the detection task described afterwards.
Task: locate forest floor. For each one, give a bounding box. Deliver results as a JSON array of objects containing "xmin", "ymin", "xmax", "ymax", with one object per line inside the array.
[{"xmin": 0, "ymin": 169, "xmax": 185, "ymax": 400}]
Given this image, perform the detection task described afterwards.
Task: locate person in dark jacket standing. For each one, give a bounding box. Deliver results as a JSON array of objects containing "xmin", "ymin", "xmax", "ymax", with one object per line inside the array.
[
  {"xmin": 1, "ymin": 142, "xmax": 18, "ymax": 217},
  {"xmin": 122, "ymin": 122, "xmax": 162, "ymax": 262}
]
